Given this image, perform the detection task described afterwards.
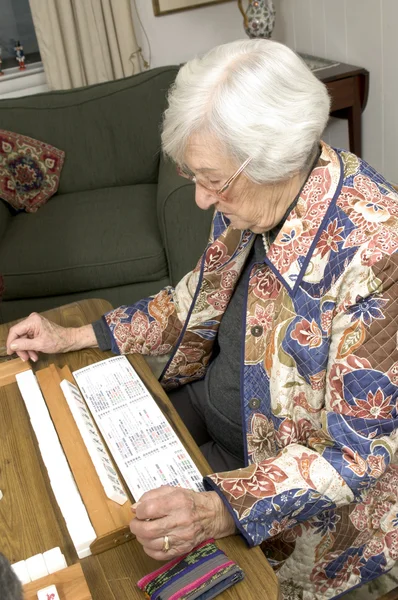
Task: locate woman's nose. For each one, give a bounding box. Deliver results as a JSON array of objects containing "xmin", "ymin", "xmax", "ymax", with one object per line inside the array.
[{"xmin": 195, "ymin": 185, "xmax": 217, "ymax": 210}]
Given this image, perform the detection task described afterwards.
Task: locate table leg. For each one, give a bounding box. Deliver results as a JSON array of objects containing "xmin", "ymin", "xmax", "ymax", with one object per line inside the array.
[
  {"xmin": 346, "ymin": 75, "xmax": 363, "ymax": 157},
  {"xmin": 329, "ymin": 74, "xmax": 364, "ymax": 158}
]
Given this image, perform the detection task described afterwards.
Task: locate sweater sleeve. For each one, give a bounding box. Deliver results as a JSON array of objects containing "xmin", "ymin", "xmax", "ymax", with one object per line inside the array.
[
  {"xmin": 92, "ymin": 317, "xmax": 112, "ymax": 351},
  {"xmin": 204, "ymin": 253, "xmax": 398, "ymax": 547}
]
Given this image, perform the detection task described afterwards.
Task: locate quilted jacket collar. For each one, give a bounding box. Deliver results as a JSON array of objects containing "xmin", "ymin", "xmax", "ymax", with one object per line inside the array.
[
  {"xmin": 265, "ymin": 142, "xmax": 344, "ymax": 294},
  {"xmin": 215, "ymin": 142, "xmax": 344, "ymax": 294}
]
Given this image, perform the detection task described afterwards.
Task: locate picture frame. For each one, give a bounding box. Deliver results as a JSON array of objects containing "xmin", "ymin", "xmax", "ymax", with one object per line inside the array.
[{"xmin": 152, "ymin": 0, "xmax": 233, "ymax": 17}]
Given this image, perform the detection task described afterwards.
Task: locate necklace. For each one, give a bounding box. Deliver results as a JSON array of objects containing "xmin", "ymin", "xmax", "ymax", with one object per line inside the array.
[
  {"xmin": 262, "ymin": 232, "xmax": 270, "ymax": 254},
  {"xmin": 259, "ymin": 146, "xmax": 321, "ymax": 258}
]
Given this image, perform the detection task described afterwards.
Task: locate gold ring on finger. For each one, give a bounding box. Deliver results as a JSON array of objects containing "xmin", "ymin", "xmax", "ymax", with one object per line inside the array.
[{"xmin": 162, "ymin": 535, "xmax": 170, "ymax": 553}]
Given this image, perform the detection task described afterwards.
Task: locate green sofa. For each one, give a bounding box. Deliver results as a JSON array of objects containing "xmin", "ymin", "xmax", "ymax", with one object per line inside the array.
[{"xmin": 0, "ymin": 67, "xmax": 213, "ymax": 324}]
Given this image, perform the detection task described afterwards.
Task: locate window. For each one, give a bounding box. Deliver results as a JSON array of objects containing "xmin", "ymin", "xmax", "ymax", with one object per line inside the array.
[{"xmin": 0, "ymin": 0, "xmax": 40, "ymax": 70}]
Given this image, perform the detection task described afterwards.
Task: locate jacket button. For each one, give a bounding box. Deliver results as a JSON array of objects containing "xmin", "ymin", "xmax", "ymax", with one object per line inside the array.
[
  {"xmin": 251, "ymin": 325, "xmax": 263, "ymax": 337},
  {"xmin": 249, "ymin": 397, "xmax": 261, "ymax": 410}
]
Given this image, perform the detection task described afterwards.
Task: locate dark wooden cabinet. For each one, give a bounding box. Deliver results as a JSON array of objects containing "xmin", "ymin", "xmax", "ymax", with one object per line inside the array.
[{"xmin": 316, "ymin": 62, "xmax": 369, "ymax": 157}]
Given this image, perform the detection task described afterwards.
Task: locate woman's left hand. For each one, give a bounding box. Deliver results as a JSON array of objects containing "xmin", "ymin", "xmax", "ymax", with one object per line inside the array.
[{"xmin": 129, "ymin": 485, "xmax": 236, "ymax": 560}]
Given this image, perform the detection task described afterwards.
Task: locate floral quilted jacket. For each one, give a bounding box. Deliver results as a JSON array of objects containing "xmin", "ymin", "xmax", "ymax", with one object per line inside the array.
[{"xmin": 104, "ymin": 143, "xmax": 398, "ymax": 599}]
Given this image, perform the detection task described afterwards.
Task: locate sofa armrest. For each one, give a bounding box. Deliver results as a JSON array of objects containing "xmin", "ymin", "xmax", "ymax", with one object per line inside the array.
[
  {"xmin": 0, "ymin": 200, "xmax": 12, "ymax": 243},
  {"xmin": 157, "ymin": 155, "xmax": 213, "ymax": 286}
]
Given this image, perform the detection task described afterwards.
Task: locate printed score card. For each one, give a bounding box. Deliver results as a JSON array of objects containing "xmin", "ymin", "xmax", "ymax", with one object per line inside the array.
[{"xmin": 72, "ymin": 356, "xmax": 204, "ymax": 501}]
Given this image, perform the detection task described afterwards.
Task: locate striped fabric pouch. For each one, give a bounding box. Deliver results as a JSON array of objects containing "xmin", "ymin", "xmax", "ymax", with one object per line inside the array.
[{"xmin": 137, "ymin": 539, "xmax": 244, "ymax": 600}]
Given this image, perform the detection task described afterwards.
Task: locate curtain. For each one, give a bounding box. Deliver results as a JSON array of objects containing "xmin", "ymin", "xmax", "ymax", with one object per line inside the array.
[{"xmin": 29, "ymin": 0, "xmax": 141, "ymax": 90}]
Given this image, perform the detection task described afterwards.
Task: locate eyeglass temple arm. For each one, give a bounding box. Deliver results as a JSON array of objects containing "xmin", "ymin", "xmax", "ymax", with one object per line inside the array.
[{"xmin": 218, "ymin": 157, "xmax": 253, "ymax": 194}]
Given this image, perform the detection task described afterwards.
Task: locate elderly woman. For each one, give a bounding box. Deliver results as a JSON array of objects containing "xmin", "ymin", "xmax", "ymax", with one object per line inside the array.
[{"xmin": 7, "ymin": 40, "xmax": 398, "ymax": 599}]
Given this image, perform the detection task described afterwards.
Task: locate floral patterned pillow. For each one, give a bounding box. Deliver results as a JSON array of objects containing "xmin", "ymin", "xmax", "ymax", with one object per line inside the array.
[{"xmin": 0, "ymin": 129, "xmax": 65, "ymax": 213}]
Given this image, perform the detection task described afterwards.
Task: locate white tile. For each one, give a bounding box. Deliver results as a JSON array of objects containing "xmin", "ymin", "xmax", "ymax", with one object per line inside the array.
[
  {"xmin": 25, "ymin": 554, "xmax": 48, "ymax": 582},
  {"xmin": 292, "ymin": 0, "xmax": 313, "ymax": 54},
  {"xmin": 42, "ymin": 548, "xmax": 67, "ymax": 575},
  {"xmin": 77, "ymin": 547, "xmax": 92, "ymax": 560},
  {"xmin": 382, "ymin": 0, "xmax": 398, "ymax": 182},
  {"xmin": 11, "ymin": 561, "xmax": 31, "ymax": 585},
  {"xmin": 310, "ymin": 0, "xmax": 327, "ymax": 57},
  {"xmin": 16, "ymin": 370, "xmax": 97, "ymax": 559},
  {"xmin": 324, "ymin": 0, "xmax": 347, "ymax": 62},
  {"xmin": 37, "ymin": 585, "xmax": 60, "ymax": 600},
  {"xmin": 345, "ymin": 0, "xmax": 383, "ymax": 171}
]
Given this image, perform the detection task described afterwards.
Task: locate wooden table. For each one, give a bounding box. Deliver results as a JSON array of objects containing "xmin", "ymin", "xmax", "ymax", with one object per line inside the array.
[
  {"xmin": 0, "ymin": 298, "xmax": 279, "ymax": 600},
  {"xmin": 316, "ymin": 61, "xmax": 369, "ymax": 158}
]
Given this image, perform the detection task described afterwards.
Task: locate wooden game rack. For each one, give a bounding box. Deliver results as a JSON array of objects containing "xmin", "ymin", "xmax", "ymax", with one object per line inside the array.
[
  {"xmin": 37, "ymin": 363, "xmax": 135, "ymax": 555},
  {"xmin": 0, "ymin": 356, "xmax": 30, "ymax": 386},
  {"xmin": 0, "ymin": 358, "xmax": 135, "ymax": 555},
  {"xmin": 23, "ymin": 563, "xmax": 92, "ymax": 600}
]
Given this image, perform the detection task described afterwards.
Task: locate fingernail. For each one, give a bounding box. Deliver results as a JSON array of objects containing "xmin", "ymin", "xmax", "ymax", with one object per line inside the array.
[
  {"xmin": 32, "ymin": 357, "xmax": 37, "ymax": 362},
  {"xmin": 10, "ymin": 343, "xmax": 17, "ymax": 350},
  {"xmin": 20, "ymin": 357, "xmax": 26, "ymax": 362},
  {"xmin": 131, "ymin": 502, "xmax": 140, "ymax": 511}
]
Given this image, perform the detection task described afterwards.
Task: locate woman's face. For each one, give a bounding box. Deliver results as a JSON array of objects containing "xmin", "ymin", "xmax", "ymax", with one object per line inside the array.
[{"xmin": 183, "ymin": 133, "xmax": 298, "ymax": 234}]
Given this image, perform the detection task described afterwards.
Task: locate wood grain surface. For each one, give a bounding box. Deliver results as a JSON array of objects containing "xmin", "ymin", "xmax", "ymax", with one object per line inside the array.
[
  {"xmin": 23, "ymin": 563, "xmax": 92, "ymax": 600},
  {"xmin": 0, "ymin": 357, "xmax": 31, "ymax": 387},
  {"xmin": 0, "ymin": 299, "xmax": 279, "ymax": 599},
  {"xmin": 36, "ymin": 365, "xmax": 134, "ymax": 538}
]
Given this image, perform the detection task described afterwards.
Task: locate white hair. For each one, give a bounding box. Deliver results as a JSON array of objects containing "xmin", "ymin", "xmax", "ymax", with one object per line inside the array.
[{"xmin": 162, "ymin": 39, "xmax": 331, "ymax": 183}]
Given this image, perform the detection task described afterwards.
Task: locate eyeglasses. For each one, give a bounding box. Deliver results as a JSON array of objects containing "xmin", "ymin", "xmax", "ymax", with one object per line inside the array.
[{"xmin": 177, "ymin": 156, "xmax": 252, "ymax": 199}]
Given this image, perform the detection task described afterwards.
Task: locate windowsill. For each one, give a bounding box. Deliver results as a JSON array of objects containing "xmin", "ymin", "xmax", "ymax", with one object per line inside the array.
[
  {"xmin": 1, "ymin": 60, "xmax": 45, "ymax": 81},
  {"xmin": 0, "ymin": 61, "xmax": 49, "ymax": 99}
]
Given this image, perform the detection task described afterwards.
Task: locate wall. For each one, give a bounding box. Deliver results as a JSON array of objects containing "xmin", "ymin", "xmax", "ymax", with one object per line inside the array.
[
  {"xmin": 273, "ymin": 0, "xmax": 397, "ymax": 182},
  {"xmin": 132, "ymin": 0, "xmax": 397, "ymax": 182},
  {"xmin": 131, "ymin": 0, "xmax": 243, "ymax": 67}
]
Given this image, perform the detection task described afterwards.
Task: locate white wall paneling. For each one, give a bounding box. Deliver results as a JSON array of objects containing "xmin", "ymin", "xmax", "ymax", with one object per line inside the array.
[
  {"xmin": 273, "ymin": 0, "xmax": 296, "ymax": 49},
  {"xmin": 310, "ymin": 0, "xmax": 326, "ymax": 57},
  {"xmin": 292, "ymin": 0, "xmax": 313, "ymax": 55},
  {"xmin": 345, "ymin": 0, "xmax": 383, "ymax": 173},
  {"xmin": 383, "ymin": 0, "xmax": 398, "ymax": 182},
  {"xmin": 272, "ymin": 0, "xmax": 396, "ymax": 180}
]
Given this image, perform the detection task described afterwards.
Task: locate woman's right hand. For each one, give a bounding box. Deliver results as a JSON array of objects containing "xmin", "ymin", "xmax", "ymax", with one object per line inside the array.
[{"xmin": 6, "ymin": 313, "xmax": 97, "ymax": 362}]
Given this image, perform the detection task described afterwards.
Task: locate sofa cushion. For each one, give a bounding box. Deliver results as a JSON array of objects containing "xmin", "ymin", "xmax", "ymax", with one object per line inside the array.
[
  {"xmin": 0, "ymin": 129, "xmax": 65, "ymax": 212},
  {"xmin": 0, "ymin": 185, "xmax": 167, "ymax": 299},
  {"xmin": 0, "ymin": 278, "xmax": 172, "ymax": 324},
  {"xmin": 0, "ymin": 67, "xmax": 179, "ymax": 196}
]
